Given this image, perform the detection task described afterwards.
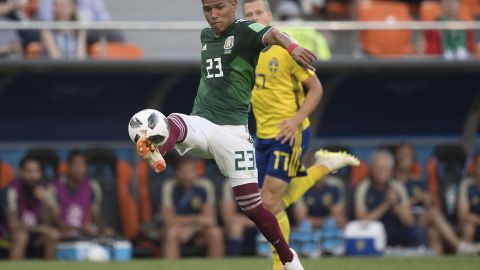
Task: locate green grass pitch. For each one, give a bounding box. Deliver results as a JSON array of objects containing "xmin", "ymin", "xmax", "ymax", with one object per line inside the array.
[{"xmin": 0, "ymin": 257, "xmax": 479, "ymax": 270}]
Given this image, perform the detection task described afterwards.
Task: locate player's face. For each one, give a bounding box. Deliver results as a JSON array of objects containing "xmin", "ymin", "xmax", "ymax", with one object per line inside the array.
[
  {"xmin": 370, "ymin": 156, "xmax": 392, "ymax": 185},
  {"xmin": 202, "ymin": 0, "xmax": 237, "ymax": 35},
  {"xmin": 20, "ymin": 160, "xmax": 42, "ymax": 188},
  {"xmin": 243, "ymin": 0, "xmax": 272, "ymax": 25},
  {"xmin": 68, "ymin": 155, "xmax": 88, "ymax": 182}
]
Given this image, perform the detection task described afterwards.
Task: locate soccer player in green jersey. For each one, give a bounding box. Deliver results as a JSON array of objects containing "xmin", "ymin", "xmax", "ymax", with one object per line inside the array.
[{"xmin": 135, "ymin": 1, "xmax": 316, "ymax": 268}]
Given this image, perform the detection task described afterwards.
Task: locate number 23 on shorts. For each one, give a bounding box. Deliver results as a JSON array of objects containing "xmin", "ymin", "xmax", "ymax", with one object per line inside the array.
[{"xmin": 235, "ymin": 150, "xmax": 256, "ymax": 171}]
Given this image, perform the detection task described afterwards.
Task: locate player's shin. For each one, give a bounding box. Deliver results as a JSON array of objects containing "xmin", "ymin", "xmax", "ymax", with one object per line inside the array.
[
  {"xmin": 232, "ymin": 183, "xmax": 294, "ymax": 265},
  {"xmin": 271, "ymin": 211, "xmax": 291, "ymax": 270},
  {"xmin": 158, "ymin": 114, "xmax": 188, "ymax": 155}
]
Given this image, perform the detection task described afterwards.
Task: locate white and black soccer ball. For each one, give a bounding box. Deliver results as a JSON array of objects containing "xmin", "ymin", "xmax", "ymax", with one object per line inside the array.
[{"xmin": 128, "ymin": 109, "xmax": 169, "ymax": 146}]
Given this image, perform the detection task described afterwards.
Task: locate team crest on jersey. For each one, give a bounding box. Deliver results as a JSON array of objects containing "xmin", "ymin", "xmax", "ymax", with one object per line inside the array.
[
  {"xmin": 224, "ymin": 35, "xmax": 234, "ymax": 54},
  {"xmin": 269, "ymin": 57, "xmax": 279, "ymax": 73}
]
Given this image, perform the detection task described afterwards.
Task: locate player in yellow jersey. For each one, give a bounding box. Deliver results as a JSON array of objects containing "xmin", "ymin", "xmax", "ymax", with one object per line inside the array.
[{"xmin": 243, "ymin": 1, "xmax": 359, "ymax": 269}]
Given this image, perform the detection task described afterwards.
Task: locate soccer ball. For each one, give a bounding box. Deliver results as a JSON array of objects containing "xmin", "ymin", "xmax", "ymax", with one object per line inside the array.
[{"xmin": 128, "ymin": 109, "xmax": 169, "ymax": 146}]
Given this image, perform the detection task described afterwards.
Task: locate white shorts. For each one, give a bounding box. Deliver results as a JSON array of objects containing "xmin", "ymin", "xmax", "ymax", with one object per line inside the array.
[{"xmin": 172, "ymin": 114, "xmax": 258, "ymax": 187}]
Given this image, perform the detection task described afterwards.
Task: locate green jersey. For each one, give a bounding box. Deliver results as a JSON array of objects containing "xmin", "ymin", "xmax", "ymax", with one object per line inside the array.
[{"xmin": 191, "ymin": 19, "xmax": 272, "ymax": 125}]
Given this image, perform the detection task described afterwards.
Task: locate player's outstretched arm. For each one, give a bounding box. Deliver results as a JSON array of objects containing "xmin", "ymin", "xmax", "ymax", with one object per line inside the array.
[{"xmin": 262, "ymin": 28, "xmax": 317, "ymax": 71}]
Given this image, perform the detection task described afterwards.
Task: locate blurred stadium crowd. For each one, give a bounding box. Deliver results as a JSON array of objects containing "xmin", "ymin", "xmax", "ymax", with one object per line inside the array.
[
  {"xmin": 0, "ymin": 142, "xmax": 479, "ymax": 259},
  {"xmin": 0, "ymin": 0, "xmax": 480, "ymax": 59}
]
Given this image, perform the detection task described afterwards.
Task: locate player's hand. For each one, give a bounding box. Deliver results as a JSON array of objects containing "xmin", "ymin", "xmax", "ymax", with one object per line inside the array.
[
  {"xmin": 290, "ymin": 46, "xmax": 317, "ymax": 72},
  {"xmin": 276, "ymin": 117, "xmax": 303, "ymax": 146}
]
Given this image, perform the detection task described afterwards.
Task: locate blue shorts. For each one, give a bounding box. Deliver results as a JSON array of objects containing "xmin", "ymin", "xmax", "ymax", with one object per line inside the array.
[{"xmin": 256, "ymin": 127, "xmax": 311, "ymax": 188}]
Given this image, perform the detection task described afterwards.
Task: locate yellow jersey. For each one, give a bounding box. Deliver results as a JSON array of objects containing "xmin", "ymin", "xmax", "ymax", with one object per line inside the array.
[{"xmin": 251, "ymin": 45, "xmax": 314, "ymax": 139}]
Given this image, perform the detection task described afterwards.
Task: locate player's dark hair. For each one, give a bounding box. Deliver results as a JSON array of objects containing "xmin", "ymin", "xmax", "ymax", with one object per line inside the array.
[
  {"xmin": 19, "ymin": 156, "xmax": 41, "ymax": 169},
  {"xmin": 67, "ymin": 149, "xmax": 86, "ymax": 164}
]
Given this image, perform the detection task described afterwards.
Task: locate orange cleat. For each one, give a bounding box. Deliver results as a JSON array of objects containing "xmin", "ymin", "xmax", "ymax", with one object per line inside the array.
[{"xmin": 136, "ymin": 137, "xmax": 166, "ymax": 173}]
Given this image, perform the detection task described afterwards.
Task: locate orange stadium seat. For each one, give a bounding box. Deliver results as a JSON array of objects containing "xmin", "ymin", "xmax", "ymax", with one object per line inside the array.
[
  {"xmin": 350, "ymin": 160, "xmax": 369, "ymax": 187},
  {"xmin": 89, "ymin": 43, "xmax": 144, "ymax": 59},
  {"xmin": 476, "ymin": 42, "xmax": 480, "ymax": 57},
  {"xmin": 461, "ymin": 0, "xmax": 480, "ymax": 17},
  {"xmin": 0, "ymin": 162, "xmax": 15, "ymax": 189},
  {"xmin": 358, "ymin": 0, "xmax": 414, "ymax": 57},
  {"xmin": 419, "ymin": 1, "xmax": 442, "ymax": 21},
  {"xmin": 116, "ymin": 160, "xmax": 140, "ymax": 240},
  {"xmin": 137, "ymin": 161, "xmax": 152, "ymax": 224}
]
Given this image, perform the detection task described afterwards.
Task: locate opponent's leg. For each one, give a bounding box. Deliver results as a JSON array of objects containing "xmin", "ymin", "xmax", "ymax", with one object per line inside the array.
[
  {"xmin": 262, "ymin": 176, "xmax": 290, "ymax": 270},
  {"xmin": 283, "ymin": 150, "xmax": 360, "ymax": 208}
]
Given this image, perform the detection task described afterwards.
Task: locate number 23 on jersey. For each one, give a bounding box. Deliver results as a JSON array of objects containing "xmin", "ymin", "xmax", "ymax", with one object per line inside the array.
[{"xmin": 206, "ymin": 57, "xmax": 223, "ymax": 78}]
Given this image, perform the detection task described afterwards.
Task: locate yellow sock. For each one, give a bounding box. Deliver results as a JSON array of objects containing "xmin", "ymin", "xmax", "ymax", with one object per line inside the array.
[
  {"xmin": 282, "ymin": 165, "xmax": 330, "ymax": 208},
  {"xmin": 271, "ymin": 211, "xmax": 290, "ymax": 270}
]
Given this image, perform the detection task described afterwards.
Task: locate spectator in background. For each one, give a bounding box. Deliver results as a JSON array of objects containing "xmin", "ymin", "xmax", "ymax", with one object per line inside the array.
[
  {"xmin": 5, "ymin": 157, "xmax": 59, "ymax": 259},
  {"xmin": 0, "ymin": 1, "xmax": 25, "ymax": 57},
  {"xmin": 0, "ymin": 0, "xmax": 39, "ymax": 48},
  {"xmin": 221, "ymin": 179, "xmax": 255, "ymax": 256},
  {"xmin": 276, "ymin": 0, "xmax": 331, "ymax": 61},
  {"xmin": 293, "ymin": 175, "xmax": 346, "ymax": 229},
  {"xmin": 355, "ymin": 150, "xmax": 417, "ymax": 247},
  {"xmin": 47, "ymin": 150, "xmax": 112, "ymax": 239},
  {"xmin": 458, "ymin": 154, "xmax": 480, "ymax": 243},
  {"xmin": 161, "ymin": 156, "xmax": 224, "ymax": 259},
  {"xmin": 38, "ymin": 0, "xmax": 124, "ymax": 44},
  {"xmin": 41, "ymin": 0, "xmax": 86, "ymax": 59},
  {"xmin": 395, "ymin": 143, "xmax": 480, "ymax": 255},
  {"xmin": 424, "ymin": 0, "xmax": 473, "ymax": 60}
]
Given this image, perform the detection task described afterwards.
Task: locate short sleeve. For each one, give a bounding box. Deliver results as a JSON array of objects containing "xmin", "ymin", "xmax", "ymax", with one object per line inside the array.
[{"xmin": 240, "ymin": 21, "xmax": 272, "ymax": 54}]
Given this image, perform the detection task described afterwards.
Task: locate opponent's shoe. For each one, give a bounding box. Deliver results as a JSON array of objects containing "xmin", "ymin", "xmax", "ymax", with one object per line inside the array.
[
  {"xmin": 283, "ymin": 249, "xmax": 304, "ymax": 270},
  {"xmin": 313, "ymin": 149, "xmax": 360, "ymax": 172},
  {"xmin": 136, "ymin": 137, "xmax": 166, "ymax": 173}
]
